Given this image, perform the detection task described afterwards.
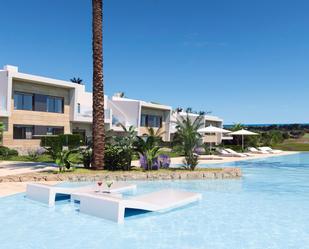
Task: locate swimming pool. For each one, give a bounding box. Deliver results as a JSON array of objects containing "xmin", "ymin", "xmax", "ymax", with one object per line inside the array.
[{"xmin": 1, "ymin": 153, "xmax": 309, "ymax": 249}]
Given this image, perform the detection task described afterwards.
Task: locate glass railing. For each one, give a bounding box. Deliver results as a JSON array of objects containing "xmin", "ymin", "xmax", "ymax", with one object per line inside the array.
[
  {"xmin": 0, "ymin": 97, "xmax": 7, "ymax": 113},
  {"xmin": 75, "ymin": 106, "xmax": 112, "ymax": 121}
]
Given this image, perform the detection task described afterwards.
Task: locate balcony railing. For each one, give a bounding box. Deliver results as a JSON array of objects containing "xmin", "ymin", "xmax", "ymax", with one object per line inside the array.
[
  {"xmin": 0, "ymin": 97, "xmax": 7, "ymax": 114},
  {"xmin": 75, "ymin": 106, "xmax": 112, "ymax": 122}
]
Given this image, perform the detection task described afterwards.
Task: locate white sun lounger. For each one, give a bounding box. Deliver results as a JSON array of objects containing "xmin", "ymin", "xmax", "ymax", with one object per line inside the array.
[
  {"xmin": 248, "ymin": 147, "xmax": 269, "ymax": 154},
  {"xmin": 26, "ymin": 182, "xmax": 137, "ymax": 207},
  {"xmin": 258, "ymin": 147, "xmax": 282, "ymax": 154},
  {"xmin": 217, "ymin": 149, "xmax": 245, "ymax": 157},
  {"xmin": 78, "ymin": 189, "xmax": 202, "ymax": 223},
  {"xmin": 224, "ymin": 148, "xmax": 250, "ymax": 157}
]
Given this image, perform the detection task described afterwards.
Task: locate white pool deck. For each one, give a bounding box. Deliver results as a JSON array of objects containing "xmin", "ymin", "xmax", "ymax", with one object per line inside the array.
[{"xmin": 0, "ymin": 151, "xmax": 298, "ymax": 197}]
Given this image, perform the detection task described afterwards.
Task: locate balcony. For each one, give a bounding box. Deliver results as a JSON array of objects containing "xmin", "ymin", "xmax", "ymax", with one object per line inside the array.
[
  {"xmin": 0, "ymin": 97, "xmax": 8, "ymax": 116},
  {"xmin": 74, "ymin": 106, "xmax": 112, "ymax": 123}
]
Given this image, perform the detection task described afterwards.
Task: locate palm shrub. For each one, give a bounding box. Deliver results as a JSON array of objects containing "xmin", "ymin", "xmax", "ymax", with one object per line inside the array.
[
  {"xmin": 183, "ymin": 153, "xmax": 199, "ymax": 170},
  {"xmin": 230, "ymin": 123, "xmax": 244, "ymax": 131},
  {"xmin": 173, "ymin": 113, "xmax": 204, "ymax": 170},
  {"xmin": 134, "ymin": 136, "xmax": 161, "ymax": 170},
  {"xmin": 55, "ymin": 149, "xmax": 77, "ymax": 172},
  {"xmin": 146, "ymin": 127, "xmax": 165, "ymax": 142}
]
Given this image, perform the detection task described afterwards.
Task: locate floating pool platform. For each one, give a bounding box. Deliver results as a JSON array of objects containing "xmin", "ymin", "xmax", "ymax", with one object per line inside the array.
[
  {"xmin": 26, "ymin": 182, "xmax": 137, "ymax": 206},
  {"xmin": 77, "ymin": 189, "xmax": 202, "ymax": 223}
]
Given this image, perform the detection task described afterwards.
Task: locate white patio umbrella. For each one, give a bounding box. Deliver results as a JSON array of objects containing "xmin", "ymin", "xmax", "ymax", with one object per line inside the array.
[
  {"xmin": 229, "ymin": 129, "xmax": 258, "ymax": 150},
  {"xmin": 197, "ymin": 125, "xmax": 231, "ymax": 150},
  {"xmin": 197, "ymin": 125, "xmax": 231, "ymax": 134}
]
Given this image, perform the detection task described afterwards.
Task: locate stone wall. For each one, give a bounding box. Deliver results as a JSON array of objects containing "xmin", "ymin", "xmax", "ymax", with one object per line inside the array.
[{"xmin": 0, "ymin": 167, "xmax": 241, "ymax": 182}]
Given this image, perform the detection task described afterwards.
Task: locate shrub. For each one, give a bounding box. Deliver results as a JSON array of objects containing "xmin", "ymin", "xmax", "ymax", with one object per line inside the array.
[
  {"xmin": 27, "ymin": 149, "xmax": 43, "ymax": 161},
  {"xmin": 59, "ymin": 134, "xmax": 81, "ymax": 149},
  {"xmin": 105, "ymin": 144, "xmax": 132, "ymax": 171},
  {"xmin": 134, "ymin": 136, "xmax": 161, "ymax": 170},
  {"xmin": 55, "ymin": 149, "xmax": 77, "ymax": 172},
  {"xmin": 0, "ymin": 146, "xmax": 18, "ymax": 158},
  {"xmin": 41, "ymin": 134, "xmax": 81, "ymax": 159},
  {"xmin": 139, "ymin": 154, "xmax": 171, "ymax": 170},
  {"xmin": 183, "ymin": 153, "xmax": 199, "ymax": 171},
  {"xmin": 103, "ymin": 125, "xmax": 136, "ymax": 171},
  {"xmin": 80, "ymin": 147, "xmax": 92, "ymax": 168},
  {"xmin": 41, "ymin": 136, "xmax": 62, "ymax": 159},
  {"xmin": 157, "ymin": 154, "xmax": 171, "ymax": 168}
]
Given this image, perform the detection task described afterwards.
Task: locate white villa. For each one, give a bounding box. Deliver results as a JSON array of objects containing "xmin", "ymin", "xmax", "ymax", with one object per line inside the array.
[
  {"xmin": 170, "ymin": 111, "xmax": 227, "ymax": 145},
  {"xmin": 0, "ymin": 65, "xmax": 224, "ymax": 152}
]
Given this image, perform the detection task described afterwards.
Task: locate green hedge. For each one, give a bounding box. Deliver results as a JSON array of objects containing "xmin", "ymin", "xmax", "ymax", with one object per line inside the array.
[
  {"xmin": 41, "ymin": 134, "xmax": 81, "ymax": 149},
  {"xmin": 0, "ymin": 146, "xmax": 19, "ymax": 158},
  {"xmin": 41, "ymin": 134, "xmax": 81, "ymax": 160}
]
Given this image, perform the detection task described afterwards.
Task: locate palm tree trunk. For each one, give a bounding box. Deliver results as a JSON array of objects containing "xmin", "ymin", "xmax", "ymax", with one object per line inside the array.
[{"xmin": 92, "ymin": 0, "xmax": 105, "ymax": 169}]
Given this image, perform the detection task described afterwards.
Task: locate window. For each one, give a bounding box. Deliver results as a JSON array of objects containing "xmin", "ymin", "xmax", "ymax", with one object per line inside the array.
[
  {"xmin": 14, "ymin": 92, "xmax": 64, "ymax": 113},
  {"xmin": 14, "ymin": 125, "xmax": 64, "ymax": 139},
  {"xmin": 55, "ymin": 98, "xmax": 63, "ymax": 113},
  {"xmin": 77, "ymin": 103, "xmax": 81, "ymax": 114},
  {"xmin": 148, "ymin": 115, "xmax": 161, "ymax": 128},
  {"xmin": 34, "ymin": 126, "xmax": 64, "ymax": 137},
  {"xmin": 141, "ymin": 114, "xmax": 147, "ymax": 127},
  {"xmin": 46, "ymin": 96, "xmax": 54, "ymax": 112},
  {"xmin": 13, "ymin": 125, "xmax": 34, "ymax": 139},
  {"xmin": 14, "ymin": 92, "xmax": 33, "ymax": 110},
  {"xmin": 14, "ymin": 93, "xmax": 23, "ymax": 110},
  {"xmin": 34, "ymin": 94, "xmax": 47, "ymax": 112},
  {"xmin": 47, "ymin": 96, "xmax": 63, "ymax": 113},
  {"xmin": 140, "ymin": 114, "xmax": 162, "ymax": 128}
]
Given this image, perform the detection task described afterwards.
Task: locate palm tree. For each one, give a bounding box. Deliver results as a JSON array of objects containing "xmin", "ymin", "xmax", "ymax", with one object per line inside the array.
[
  {"xmin": 0, "ymin": 122, "xmax": 4, "ymax": 145},
  {"xmin": 230, "ymin": 123, "xmax": 244, "ymax": 146},
  {"xmin": 70, "ymin": 77, "xmax": 83, "ymax": 84},
  {"xmin": 231, "ymin": 123, "xmax": 244, "ymax": 131},
  {"xmin": 92, "ymin": 0, "xmax": 105, "ymax": 169},
  {"xmin": 174, "ymin": 114, "xmax": 204, "ymax": 170},
  {"xmin": 146, "ymin": 127, "xmax": 165, "ymax": 139}
]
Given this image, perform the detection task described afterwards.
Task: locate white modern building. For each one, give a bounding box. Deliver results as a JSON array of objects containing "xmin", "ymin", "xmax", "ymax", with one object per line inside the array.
[
  {"xmin": 0, "ymin": 65, "xmax": 173, "ymax": 151},
  {"xmin": 171, "ymin": 111, "xmax": 225, "ymax": 145},
  {"xmin": 0, "ymin": 64, "xmax": 224, "ymax": 152}
]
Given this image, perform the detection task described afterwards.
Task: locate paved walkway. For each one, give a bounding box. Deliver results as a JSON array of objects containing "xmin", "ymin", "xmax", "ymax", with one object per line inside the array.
[
  {"xmin": 0, "ymin": 161, "xmax": 57, "ymax": 177},
  {"xmin": 0, "ymin": 181, "xmax": 59, "ymax": 197},
  {"xmin": 132, "ymin": 151, "xmax": 297, "ymax": 167}
]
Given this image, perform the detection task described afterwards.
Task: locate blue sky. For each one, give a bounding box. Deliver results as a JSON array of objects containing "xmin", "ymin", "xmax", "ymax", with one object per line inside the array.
[{"xmin": 1, "ymin": 0, "xmax": 309, "ymax": 124}]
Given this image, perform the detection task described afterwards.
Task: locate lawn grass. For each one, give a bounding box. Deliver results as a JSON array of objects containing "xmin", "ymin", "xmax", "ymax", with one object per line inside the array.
[
  {"xmin": 302, "ymin": 133, "xmax": 309, "ymax": 139},
  {"xmin": 273, "ymin": 134, "xmax": 309, "ymax": 151},
  {"xmin": 0, "ymin": 154, "xmax": 54, "ymax": 163},
  {"xmin": 274, "ymin": 143, "xmax": 309, "ymax": 151}
]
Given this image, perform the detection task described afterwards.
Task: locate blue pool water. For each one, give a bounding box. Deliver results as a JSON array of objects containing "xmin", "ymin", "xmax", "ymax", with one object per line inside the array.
[{"xmin": 1, "ymin": 153, "xmax": 309, "ymax": 249}]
